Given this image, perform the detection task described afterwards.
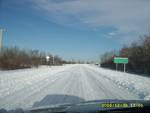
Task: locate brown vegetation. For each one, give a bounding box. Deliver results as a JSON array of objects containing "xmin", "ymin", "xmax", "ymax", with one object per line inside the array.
[
  {"xmin": 0, "ymin": 47, "xmax": 68, "ymax": 70},
  {"xmin": 100, "ymin": 35, "xmax": 150, "ymax": 75}
]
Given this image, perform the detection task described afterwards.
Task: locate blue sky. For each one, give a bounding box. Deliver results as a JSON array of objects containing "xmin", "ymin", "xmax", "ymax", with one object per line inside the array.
[{"xmin": 0, "ymin": 0, "xmax": 150, "ymax": 61}]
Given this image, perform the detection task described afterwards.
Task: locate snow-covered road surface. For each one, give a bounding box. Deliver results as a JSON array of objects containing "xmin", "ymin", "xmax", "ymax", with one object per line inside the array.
[{"xmin": 0, "ymin": 64, "xmax": 150, "ymax": 110}]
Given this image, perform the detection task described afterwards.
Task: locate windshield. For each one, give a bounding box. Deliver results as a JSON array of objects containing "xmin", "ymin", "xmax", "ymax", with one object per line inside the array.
[{"xmin": 0, "ymin": 0, "xmax": 150, "ymax": 111}]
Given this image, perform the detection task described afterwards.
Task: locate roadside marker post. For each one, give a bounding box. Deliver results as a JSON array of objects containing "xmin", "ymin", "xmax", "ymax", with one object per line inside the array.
[{"xmin": 113, "ymin": 57, "xmax": 128, "ymax": 72}]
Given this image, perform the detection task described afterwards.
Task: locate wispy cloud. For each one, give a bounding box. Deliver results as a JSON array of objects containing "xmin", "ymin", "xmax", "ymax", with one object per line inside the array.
[
  {"xmin": 108, "ymin": 32, "xmax": 116, "ymax": 36},
  {"xmin": 30, "ymin": 0, "xmax": 150, "ymax": 43}
]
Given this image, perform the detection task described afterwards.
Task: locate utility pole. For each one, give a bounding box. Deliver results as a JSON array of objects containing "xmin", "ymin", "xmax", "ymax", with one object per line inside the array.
[
  {"xmin": 53, "ymin": 55, "xmax": 55, "ymax": 65},
  {"xmin": 0, "ymin": 28, "xmax": 5, "ymax": 52},
  {"xmin": 46, "ymin": 56, "xmax": 50, "ymax": 65}
]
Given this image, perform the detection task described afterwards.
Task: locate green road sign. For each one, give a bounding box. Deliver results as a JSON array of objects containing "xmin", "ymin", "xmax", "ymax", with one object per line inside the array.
[{"xmin": 114, "ymin": 57, "xmax": 128, "ymax": 64}]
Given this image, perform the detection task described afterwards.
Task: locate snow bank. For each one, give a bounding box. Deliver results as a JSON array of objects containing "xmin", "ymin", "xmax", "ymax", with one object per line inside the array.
[
  {"xmin": 86, "ymin": 65, "xmax": 150, "ymax": 100},
  {"xmin": 0, "ymin": 65, "xmax": 75, "ymax": 98}
]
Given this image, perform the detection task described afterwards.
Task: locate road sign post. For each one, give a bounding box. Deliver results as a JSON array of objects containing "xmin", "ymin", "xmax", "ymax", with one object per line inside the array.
[
  {"xmin": 113, "ymin": 57, "xmax": 128, "ymax": 72},
  {"xmin": 116, "ymin": 63, "xmax": 118, "ymax": 71},
  {"xmin": 124, "ymin": 63, "xmax": 126, "ymax": 72}
]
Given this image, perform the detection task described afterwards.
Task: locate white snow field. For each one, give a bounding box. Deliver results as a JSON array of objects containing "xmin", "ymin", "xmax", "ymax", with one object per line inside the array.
[{"xmin": 0, "ymin": 64, "xmax": 150, "ymax": 110}]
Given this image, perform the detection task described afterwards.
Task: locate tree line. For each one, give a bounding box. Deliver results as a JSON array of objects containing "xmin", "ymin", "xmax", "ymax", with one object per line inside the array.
[
  {"xmin": 0, "ymin": 46, "xmax": 71, "ymax": 70},
  {"xmin": 100, "ymin": 35, "xmax": 150, "ymax": 76}
]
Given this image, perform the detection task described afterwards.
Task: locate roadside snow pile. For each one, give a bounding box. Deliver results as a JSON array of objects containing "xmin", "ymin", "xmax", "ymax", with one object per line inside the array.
[
  {"xmin": 87, "ymin": 65, "xmax": 150, "ymax": 100},
  {"xmin": 0, "ymin": 65, "xmax": 75, "ymax": 98}
]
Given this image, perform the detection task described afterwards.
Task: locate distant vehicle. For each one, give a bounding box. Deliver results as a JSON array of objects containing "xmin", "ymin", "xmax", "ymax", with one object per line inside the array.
[{"xmin": 95, "ymin": 63, "xmax": 100, "ymax": 66}]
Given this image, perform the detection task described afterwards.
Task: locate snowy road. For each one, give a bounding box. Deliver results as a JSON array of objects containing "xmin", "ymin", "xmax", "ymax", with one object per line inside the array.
[{"xmin": 0, "ymin": 64, "xmax": 150, "ymax": 110}]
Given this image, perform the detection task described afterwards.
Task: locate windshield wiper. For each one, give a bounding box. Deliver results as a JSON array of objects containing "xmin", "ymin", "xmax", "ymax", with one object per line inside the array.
[
  {"xmin": 1, "ymin": 100, "xmax": 149, "ymax": 113},
  {"xmin": 29, "ymin": 100, "xmax": 150, "ymax": 113}
]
